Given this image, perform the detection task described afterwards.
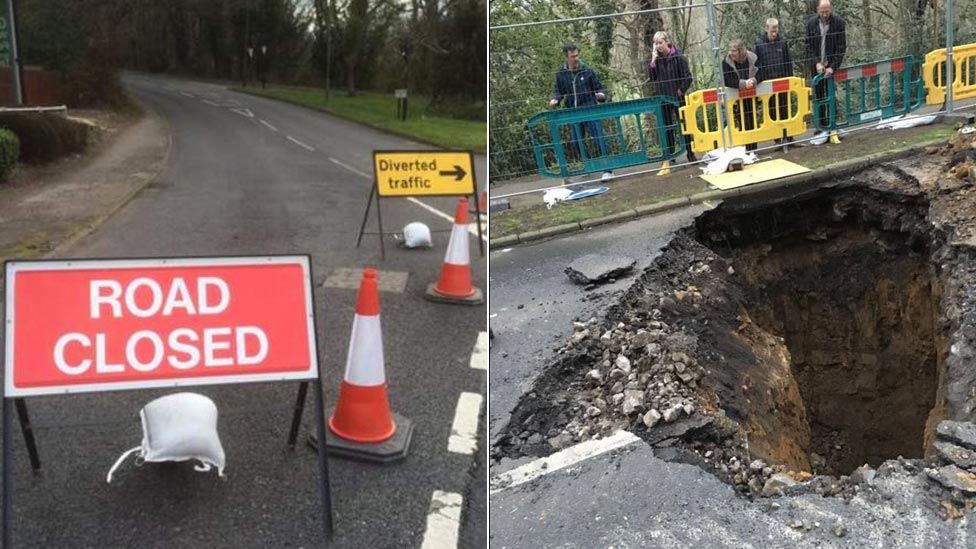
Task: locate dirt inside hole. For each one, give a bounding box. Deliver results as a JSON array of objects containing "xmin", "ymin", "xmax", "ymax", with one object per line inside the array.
[{"xmin": 695, "ymin": 190, "xmax": 943, "ymax": 477}]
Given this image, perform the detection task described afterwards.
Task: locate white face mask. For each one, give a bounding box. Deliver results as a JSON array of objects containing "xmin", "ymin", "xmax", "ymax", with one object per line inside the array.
[{"xmin": 107, "ymin": 392, "xmax": 226, "ymax": 483}]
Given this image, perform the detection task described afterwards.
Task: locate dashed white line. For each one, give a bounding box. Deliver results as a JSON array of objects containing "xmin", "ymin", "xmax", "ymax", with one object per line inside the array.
[
  {"xmin": 327, "ymin": 157, "xmax": 485, "ymax": 241},
  {"xmin": 420, "ymin": 490, "xmax": 462, "ymax": 549},
  {"xmin": 447, "ymin": 392, "xmax": 482, "ymax": 455},
  {"xmin": 469, "ymin": 332, "xmax": 487, "ymax": 370},
  {"xmin": 489, "ymin": 430, "xmax": 641, "ymax": 494},
  {"xmin": 202, "ymin": 99, "xmax": 221, "ymax": 107},
  {"xmin": 286, "ymin": 135, "xmax": 316, "ymax": 152},
  {"xmin": 329, "ymin": 157, "xmax": 370, "ymax": 179},
  {"xmin": 231, "ymin": 107, "xmax": 254, "ymax": 118},
  {"xmin": 260, "ymin": 119, "xmax": 278, "ymax": 132}
]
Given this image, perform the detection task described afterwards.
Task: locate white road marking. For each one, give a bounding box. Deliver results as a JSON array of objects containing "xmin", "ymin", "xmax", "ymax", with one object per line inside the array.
[
  {"xmin": 406, "ymin": 198, "xmax": 483, "ymax": 240},
  {"xmin": 327, "ymin": 157, "xmax": 485, "ymax": 241},
  {"xmin": 447, "ymin": 392, "xmax": 482, "ymax": 455},
  {"xmin": 286, "ymin": 135, "xmax": 315, "ymax": 152},
  {"xmin": 180, "ymin": 91, "xmax": 195, "ymax": 98},
  {"xmin": 202, "ymin": 99, "xmax": 221, "ymax": 107},
  {"xmin": 469, "ymin": 332, "xmax": 487, "ymax": 370},
  {"xmin": 260, "ymin": 119, "xmax": 278, "ymax": 132},
  {"xmin": 231, "ymin": 107, "xmax": 254, "ymax": 118},
  {"xmin": 489, "ymin": 430, "xmax": 641, "ymax": 494},
  {"xmin": 420, "ymin": 491, "xmax": 462, "ymax": 549},
  {"xmin": 329, "ymin": 157, "xmax": 371, "ymax": 179}
]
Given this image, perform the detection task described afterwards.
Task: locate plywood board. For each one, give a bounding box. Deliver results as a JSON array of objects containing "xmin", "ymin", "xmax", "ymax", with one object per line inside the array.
[{"xmin": 700, "ymin": 159, "xmax": 811, "ymax": 190}]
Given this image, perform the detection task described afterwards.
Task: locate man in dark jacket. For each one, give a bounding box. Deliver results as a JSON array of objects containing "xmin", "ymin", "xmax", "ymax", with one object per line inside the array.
[
  {"xmin": 647, "ymin": 31, "xmax": 696, "ymax": 176},
  {"xmin": 806, "ymin": 0, "xmax": 846, "ymax": 144},
  {"xmin": 549, "ymin": 44, "xmax": 613, "ymax": 181},
  {"xmin": 756, "ymin": 17, "xmax": 795, "ymax": 149},
  {"xmin": 723, "ymin": 39, "xmax": 759, "ymax": 151}
]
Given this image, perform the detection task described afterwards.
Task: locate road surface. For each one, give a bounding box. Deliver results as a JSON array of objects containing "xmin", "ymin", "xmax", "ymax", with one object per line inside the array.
[{"xmin": 1, "ymin": 73, "xmax": 486, "ymax": 548}]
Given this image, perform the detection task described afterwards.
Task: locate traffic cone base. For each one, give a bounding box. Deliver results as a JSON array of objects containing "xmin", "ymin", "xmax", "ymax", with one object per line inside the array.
[
  {"xmin": 328, "ymin": 381, "xmax": 396, "ymax": 443},
  {"xmin": 424, "ymin": 282, "xmax": 484, "ymax": 305},
  {"xmin": 309, "ymin": 410, "xmax": 414, "ymax": 464}
]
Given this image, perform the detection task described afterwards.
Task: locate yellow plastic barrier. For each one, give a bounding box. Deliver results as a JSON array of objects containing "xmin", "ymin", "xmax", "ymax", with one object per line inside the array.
[
  {"xmin": 679, "ymin": 76, "xmax": 811, "ymax": 154},
  {"xmin": 923, "ymin": 43, "xmax": 976, "ymax": 105}
]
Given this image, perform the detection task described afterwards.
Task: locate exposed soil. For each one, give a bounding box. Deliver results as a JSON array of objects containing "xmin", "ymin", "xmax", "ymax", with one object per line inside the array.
[{"xmin": 494, "ymin": 125, "xmax": 976, "ymax": 508}]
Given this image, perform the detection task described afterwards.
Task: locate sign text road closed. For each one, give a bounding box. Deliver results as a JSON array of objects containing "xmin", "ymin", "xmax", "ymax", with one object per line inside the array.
[
  {"xmin": 373, "ymin": 150, "xmax": 476, "ymax": 197},
  {"xmin": 4, "ymin": 256, "xmax": 318, "ymax": 396}
]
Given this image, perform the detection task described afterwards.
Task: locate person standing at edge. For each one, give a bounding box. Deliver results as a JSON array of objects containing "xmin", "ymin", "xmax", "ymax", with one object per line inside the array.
[
  {"xmin": 755, "ymin": 17, "xmax": 795, "ymax": 151},
  {"xmin": 723, "ymin": 40, "xmax": 759, "ymax": 152},
  {"xmin": 806, "ymin": 0, "xmax": 846, "ymax": 144},
  {"xmin": 549, "ymin": 44, "xmax": 614, "ymax": 182},
  {"xmin": 647, "ymin": 31, "xmax": 697, "ymax": 177}
]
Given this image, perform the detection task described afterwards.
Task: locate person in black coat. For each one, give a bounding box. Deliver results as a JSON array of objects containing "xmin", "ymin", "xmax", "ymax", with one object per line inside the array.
[
  {"xmin": 549, "ymin": 44, "xmax": 613, "ymax": 180},
  {"xmin": 806, "ymin": 0, "xmax": 847, "ymax": 143},
  {"xmin": 755, "ymin": 17, "xmax": 795, "ymax": 132},
  {"xmin": 647, "ymin": 31, "xmax": 696, "ymax": 175},
  {"xmin": 723, "ymin": 39, "xmax": 759, "ymax": 151}
]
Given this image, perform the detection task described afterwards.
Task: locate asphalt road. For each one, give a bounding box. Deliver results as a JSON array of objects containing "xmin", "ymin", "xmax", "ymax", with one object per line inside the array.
[{"xmin": 1, "ymin": 73, "xmax": 486, "ymax": 548}]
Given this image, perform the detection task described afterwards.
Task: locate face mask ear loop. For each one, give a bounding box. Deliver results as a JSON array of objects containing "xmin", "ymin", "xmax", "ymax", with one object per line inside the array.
[{"xmin": 106, "ymin": 446, "xmax": 142, "ymax": 484}]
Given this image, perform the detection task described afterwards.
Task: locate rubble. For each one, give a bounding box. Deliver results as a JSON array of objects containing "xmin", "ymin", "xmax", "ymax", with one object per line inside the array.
[
  {"xmin": 935, "ymin": 420, "xmax": 976, "ymax": 450},
  {"xmin": 934, "ymin": 441, "xmax": 976, "ymax": 469},
  {"xmin": 926, "ymin": 465, "xmax": 976, "ymax": 494}
]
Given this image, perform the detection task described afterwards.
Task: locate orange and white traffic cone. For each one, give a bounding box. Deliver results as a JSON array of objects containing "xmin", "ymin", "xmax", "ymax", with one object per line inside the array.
[
  {"xmin": 308, "ymin": 268, "xmax": 413, "ymax": 463},
  {"xmin": 425, "ymin": 198, "xmax": 484, "ymax": 305}
]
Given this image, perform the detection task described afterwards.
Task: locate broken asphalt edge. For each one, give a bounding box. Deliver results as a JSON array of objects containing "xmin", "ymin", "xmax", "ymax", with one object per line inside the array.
[
  {"xmin": 488, "ymin": 137, "xmax": 950, "ymax": 250},
  {"xmin": 46, "ymin": 97, "xmax": 174, "ymax": 259}
]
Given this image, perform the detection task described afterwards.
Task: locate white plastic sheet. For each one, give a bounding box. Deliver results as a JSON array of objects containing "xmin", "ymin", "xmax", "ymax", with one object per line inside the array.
[
  {"xmin": 401, "ymin": 222, "xmax": 432, "ymax": 248},
  {"xmin": 875, "ymin": 114, "xmax": 937, "ymax": 130},
  {"xmin": 107, "ymin": 392, "xmax": 226, "ymax": 483},
  {"xmin": 700, "ymin": 146, "xmax": 758, "ymax": 175},
  {"xmin": 543, "ymin": 188, "xmax": 573, "ymax": 209}
]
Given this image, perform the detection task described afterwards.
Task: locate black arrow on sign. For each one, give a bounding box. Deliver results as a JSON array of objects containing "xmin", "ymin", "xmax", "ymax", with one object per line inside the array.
[{"xmin": 439, "ymin": 165, "xmax": 466, "ymax": 181}]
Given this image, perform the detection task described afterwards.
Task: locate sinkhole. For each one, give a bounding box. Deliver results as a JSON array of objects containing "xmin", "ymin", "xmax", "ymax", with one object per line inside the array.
[{"xmin": 693, "ymin": 185, "xmax": 945, "ymax": 476}]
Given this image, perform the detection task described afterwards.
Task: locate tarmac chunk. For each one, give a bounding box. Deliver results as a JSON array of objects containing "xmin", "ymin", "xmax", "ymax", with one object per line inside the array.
[{"xmin": 564, "ymin": 254, "xmax": 636, "ymax": 285}]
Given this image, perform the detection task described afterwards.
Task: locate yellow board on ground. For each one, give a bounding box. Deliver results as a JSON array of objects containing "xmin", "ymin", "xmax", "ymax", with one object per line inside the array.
[
  {"xmin": 373, "ymin": 150, "xmax": 476, "ymax": 197},
  {"xmin": 700, "ymin": 158, "xmax": 811, "ymax": 190}
]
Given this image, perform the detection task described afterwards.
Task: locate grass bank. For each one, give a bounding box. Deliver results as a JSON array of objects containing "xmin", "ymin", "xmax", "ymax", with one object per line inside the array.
[
  {"xmin": 490, "ymin": 124, "xmax": 956, "ymax": 240},
  {"xmin": 235, "ymin": 85, "xmax": 485, "ymax": 152}
]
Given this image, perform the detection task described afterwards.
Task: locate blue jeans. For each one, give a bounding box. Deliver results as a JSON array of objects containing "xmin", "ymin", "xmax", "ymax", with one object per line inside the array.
[{"xmin": 569, "ymin": 120, "xmax": 608, "ymax": 161}]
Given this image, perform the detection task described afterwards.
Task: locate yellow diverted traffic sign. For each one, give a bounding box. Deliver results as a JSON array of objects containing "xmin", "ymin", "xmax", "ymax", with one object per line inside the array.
[{"xmin": 373, "ymin": 150, "xmax": 476, "ymax": 197}]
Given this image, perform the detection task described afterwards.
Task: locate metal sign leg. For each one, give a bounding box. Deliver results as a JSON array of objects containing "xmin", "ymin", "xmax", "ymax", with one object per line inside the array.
[
  {"xmin": 287, "ymin": 382, "xmax": 309, "ymax": 447},
  {"xmin": 13, "ymin": 399, "xmax": 39, "ymax": 472},
  {"xmin": 376, "ymin": 197, "xmax": 386, "ymax": 261},
  {"xmin": 356, "ymin": 186, "xmax": 377, "ymax": 248},
  {"xmin": 313, "ymin": 380, "xmax": 335, "ymax": 540},
  {"xmin": 3, "ymin": 397, "xmax": 13, "ymax": 548}
]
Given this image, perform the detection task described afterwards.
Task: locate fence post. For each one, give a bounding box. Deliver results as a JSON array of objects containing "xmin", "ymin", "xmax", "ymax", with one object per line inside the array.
[
  {"xmin": 945, "ymin": 0, "xmax": 954, "ymax": 113},
  {"xmin": 705, "ymin": 0, "xmax": 730, "ymax": 150}
]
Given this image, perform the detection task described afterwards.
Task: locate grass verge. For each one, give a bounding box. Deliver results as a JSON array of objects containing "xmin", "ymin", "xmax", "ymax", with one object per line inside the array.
[
  {"xmin": 235, "ymin": 85, "xmax": 485, "ymax": 152},
  {"xmin": 490, "ymin": 124, "xmax": 956, "ymax": 240}
]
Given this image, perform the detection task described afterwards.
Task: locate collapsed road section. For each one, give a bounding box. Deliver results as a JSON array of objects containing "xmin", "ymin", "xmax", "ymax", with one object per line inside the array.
[{"xmin": 493, "ymin": 127, "xmax": 976, "ymax": 520}]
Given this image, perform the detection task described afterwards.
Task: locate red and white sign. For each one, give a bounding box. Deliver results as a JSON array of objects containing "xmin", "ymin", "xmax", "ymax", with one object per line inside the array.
[{"xmin": 4, "ymin": 256, "xmax": 318, "ymax": 397}]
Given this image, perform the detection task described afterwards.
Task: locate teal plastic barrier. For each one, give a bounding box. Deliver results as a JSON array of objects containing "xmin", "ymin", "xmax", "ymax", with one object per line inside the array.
[
  {"xmin": 812, "ymin": 56, "xmax": 926, "ymax": 132},
  {"xmin": 526, "ymin": 97, "xmax": 684, "ymax": 178}
]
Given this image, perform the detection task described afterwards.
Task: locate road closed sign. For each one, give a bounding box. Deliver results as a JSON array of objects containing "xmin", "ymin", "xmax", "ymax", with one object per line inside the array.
[
  {"xmin": 373, "ymin": 150, "xmax": 476, "ymax": 197},
  {"xmin": 4, "ymin": 256, "xmax": 318, "ymax": 396}
]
